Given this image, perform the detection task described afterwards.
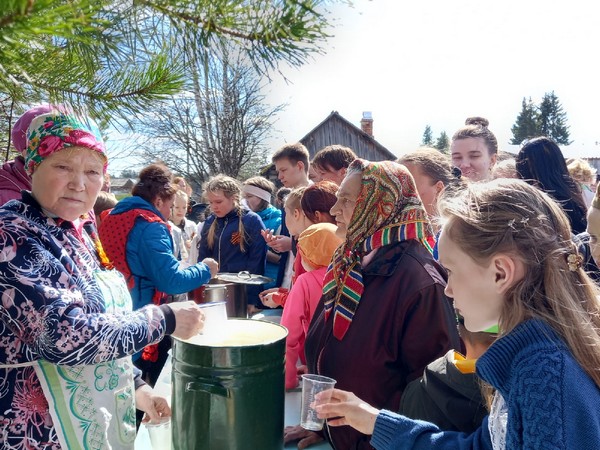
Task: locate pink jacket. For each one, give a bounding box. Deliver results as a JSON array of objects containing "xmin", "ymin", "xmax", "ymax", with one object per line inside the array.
[
  {"xmin": 281, "ymin": 266, "xmax": 327, "ymax": 389},
  {"xmin": 0, "ymin": 157, "xmax": 30, "ymax": 206}
]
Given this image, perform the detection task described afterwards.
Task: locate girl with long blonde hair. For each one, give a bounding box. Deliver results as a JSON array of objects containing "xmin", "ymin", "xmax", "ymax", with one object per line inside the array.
[{"xmin": 198, "ymin": 174, "xmax": 267, "ymax": 310}]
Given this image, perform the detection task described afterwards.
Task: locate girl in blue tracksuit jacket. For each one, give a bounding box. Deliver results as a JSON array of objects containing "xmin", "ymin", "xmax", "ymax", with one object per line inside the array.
[{"xmin": 198, "ymin": 175, "xmax": 267, "ymax": 309}]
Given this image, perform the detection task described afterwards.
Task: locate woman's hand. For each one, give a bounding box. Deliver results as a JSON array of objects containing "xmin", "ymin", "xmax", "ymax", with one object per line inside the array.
[
  {"xmin": 315, "ymin": 389, "xmax": 380, "ymax": 435},
  {"xmin": 201, "ymin": 258, "xmax": 219, "ymax": 278},
  {"xmin": 135, "ymin": 385, "xmax": 171, "ymax": 424},
  {"xmin": 283, "ymin": 425, "xmax": 324, "ymax": 449},
  {"xmin": 167, "ymin": 301, "xmax": 205, "ymax": 339}
]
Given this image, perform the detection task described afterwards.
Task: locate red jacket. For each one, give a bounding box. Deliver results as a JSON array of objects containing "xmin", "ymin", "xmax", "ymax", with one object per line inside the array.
[{"xmin": 305, "ymin": 239, "xmax": 461, "ymax": 450}]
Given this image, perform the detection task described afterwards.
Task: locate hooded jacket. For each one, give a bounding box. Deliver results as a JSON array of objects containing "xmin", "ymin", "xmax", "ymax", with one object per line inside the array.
[
  {"xmin": 101, "ymin": 195, "xmax": 212, "ymax": 311},
  {"xmin": 256, "ymin": 204, "xmax": 282, "ymax": 288},
  {"xmin": 0, "ymin": 156, "xmax": 30, "ymax": 205}
]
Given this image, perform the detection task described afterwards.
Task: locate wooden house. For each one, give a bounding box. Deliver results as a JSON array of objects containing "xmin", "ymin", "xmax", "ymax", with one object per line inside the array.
[
  {"xmin": 300, "ymin": 111, "xmax": 395, "ymax": 160},
  {"xmin": 262, "ymin": 111, "xmax": 396, "ymax": 183},
  {"xmin": 110, "ymin": 178, "xmax": 136, "ymax": 195}
]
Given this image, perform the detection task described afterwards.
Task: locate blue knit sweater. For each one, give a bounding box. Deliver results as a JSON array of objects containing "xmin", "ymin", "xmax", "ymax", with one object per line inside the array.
[{"xmin": 371, "ymin": 319, "xmax": 600, "ymax": 449}]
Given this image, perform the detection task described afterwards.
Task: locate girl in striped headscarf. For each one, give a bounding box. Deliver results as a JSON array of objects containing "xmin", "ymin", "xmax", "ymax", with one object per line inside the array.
[{"xmin": 290, "ymin": 159, "xmax": 460, "ymax": 450}]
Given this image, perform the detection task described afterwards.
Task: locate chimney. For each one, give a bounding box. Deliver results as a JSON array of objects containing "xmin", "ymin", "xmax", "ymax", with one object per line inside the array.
[{"xmin": 360, "ymin": 111, "xmax": 373, "ymax": 137}]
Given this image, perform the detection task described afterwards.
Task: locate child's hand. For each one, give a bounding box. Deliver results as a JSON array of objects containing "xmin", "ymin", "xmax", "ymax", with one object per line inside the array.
[
  {"xmin": 260, "ymin": 292, "xmax": 278, "ymax": 308},
  {"xmin": 315, "ymin": 389, "xmax": 380, "ymax": 435},
  {"xmin": 296, "ymin": 365, "xmax": 308, "ymax": 377},
  {"xmin": 261, "ymin": 229, "xmax": 277, "ymax": 244},
  {"xmin": 261, "ymin": 229, "xmax": 292, "ymax": 252},
  {"xmin": 259, "ymin": 287, "xmax": 279, "ymax": 297}
]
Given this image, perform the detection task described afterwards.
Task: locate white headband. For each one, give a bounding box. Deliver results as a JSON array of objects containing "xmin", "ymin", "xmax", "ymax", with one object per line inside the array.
[{"xmin": 242, "ymin": 185, "xmax": 272, "ymax": 203}]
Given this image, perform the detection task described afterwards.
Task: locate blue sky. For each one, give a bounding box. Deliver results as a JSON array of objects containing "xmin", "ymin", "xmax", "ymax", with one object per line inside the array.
[{"xmin": 262, "ymin": 0, "xmax": 600, "ymax": 159}]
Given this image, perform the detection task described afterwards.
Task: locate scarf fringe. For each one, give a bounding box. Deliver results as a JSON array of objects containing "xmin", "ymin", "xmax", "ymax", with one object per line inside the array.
[{"xmin": 323, "ymin": 221, "xmax": 434, "ymax": 340}]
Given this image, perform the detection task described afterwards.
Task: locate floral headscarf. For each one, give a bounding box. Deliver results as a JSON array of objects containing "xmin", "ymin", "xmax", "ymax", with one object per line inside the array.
[
  {"xmin": 322, "ymin": 159, "xmax": 436, "ymax": 340},
  {"xmin": 25, "ymin": 111, "xmax": 107, "ymax": 175}
]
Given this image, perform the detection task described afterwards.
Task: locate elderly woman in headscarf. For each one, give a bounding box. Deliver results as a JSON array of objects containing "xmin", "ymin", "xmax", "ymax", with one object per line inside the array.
[
  {"xmin": 285, "ymin": 159, "xmax": 460, "ymax": 450},
  {"xmin": 0, "ymin": 109, "xmax": 206, "ymax": 449}
]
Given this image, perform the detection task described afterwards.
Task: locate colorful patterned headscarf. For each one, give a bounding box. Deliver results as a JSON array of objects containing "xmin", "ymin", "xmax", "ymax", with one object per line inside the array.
[
  {"xmin": 322, "ymin": 159, "xmax": 436, "ymax": 340},
  {"xmin": 25, "ymin": 111, "xmax": 107, "ymax": 175},
  {"xmin": 11, "ymin": 104, "xmax": 61, "ymax": 154}
]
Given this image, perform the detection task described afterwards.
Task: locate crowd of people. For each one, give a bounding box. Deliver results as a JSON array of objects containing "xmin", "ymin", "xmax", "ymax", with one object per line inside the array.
[{"xmin": 0, "ymin": 106, "xmax": 599, "ymax": 449}]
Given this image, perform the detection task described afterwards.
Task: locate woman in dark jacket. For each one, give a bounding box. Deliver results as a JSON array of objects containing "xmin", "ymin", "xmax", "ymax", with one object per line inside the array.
[{"xmin": 285, "ymin": 159, "xmax": 461, "ymax": 450}]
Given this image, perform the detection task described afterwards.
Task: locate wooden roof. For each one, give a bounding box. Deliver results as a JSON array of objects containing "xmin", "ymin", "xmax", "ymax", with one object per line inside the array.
[{"xmin": 299, "ymin": 111, "xmax": 396, "ymax": 161}]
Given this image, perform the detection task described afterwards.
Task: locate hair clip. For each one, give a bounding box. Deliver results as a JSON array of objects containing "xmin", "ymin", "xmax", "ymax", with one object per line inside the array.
[
  {"xmin": 451, "ymin": 166, "xmax": 462, "ymax": 179},
  {"xmin": 567, "ymin": 253, "xmax": 583, "ymax": 272},
  {"xmin": 508, "ymin": 216, "xmax": 529, "ymax": 231}
]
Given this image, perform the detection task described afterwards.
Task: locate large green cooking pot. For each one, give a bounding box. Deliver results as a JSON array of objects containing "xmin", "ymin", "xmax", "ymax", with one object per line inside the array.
[{"xmin": 171, "ymin": 319, "xmax": 288, "ymax": 450}]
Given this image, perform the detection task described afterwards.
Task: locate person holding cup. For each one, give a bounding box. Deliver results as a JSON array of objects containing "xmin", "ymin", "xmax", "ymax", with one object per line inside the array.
[
  {"xmin": 314, "ymin": 179, "xmax": 600, "ymax": 449},
  {"xmin": 0, "ymin": 108, "xmax": 207, "ymax": 449},
  {"xmin": 285, "ymin": 159, "xmax": 460, "ymax": 449},
  {"xmin": 300, "ymin": 374, "xmax": 337, "ymax": 431}
]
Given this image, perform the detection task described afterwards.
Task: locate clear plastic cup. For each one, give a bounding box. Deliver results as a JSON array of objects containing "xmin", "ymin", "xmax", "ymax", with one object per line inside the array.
[
  {"xmin": 300, "ymin": 374, "xmax": 336, "ymax": 430},
  {"xmin": 198, "ymin": 301, "xmax": 228, "ymax": 336},
  {"xmin": 146, "ymin": 418, "xmax": 172, "ymax": 450}
]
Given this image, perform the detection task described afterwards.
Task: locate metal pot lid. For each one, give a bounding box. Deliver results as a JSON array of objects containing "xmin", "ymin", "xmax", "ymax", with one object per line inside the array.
[
  {"xmin": 215, "ymin": 271, "xmax": 273, "ymax": 285},
  {"xmin": 204, "ymin": 283, "xmax": 231, "ymax": 290}
]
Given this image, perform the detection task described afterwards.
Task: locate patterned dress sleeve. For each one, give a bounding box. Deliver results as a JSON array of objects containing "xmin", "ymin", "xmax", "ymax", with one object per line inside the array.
[{"xmin": 0, "ymin": 213, "xmax": 168, "ymax": 366}]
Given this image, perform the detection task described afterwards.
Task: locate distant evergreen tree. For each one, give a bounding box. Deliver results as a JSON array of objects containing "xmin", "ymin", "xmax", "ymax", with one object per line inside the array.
[
  {"xmin": 538, "ymin": 91, "xmax": 571, "ymax": 145},
  {"xmin": 421, "ymin": 125, "xmax": 434, "ymax": 146},
  {"xmin": 434, "ymin": 131, "xmax": 449, "ymax": 153},
  {"xmin": 120, "ymin": 169, "xmax": 138, "ymax": 179},
  {"xmin": 510, "ymin": 97, "xmax": 539, "ymax": 144},
  {"xmin": 510, "ymin": 92, "xmax": 571, "ymax": 146}
]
